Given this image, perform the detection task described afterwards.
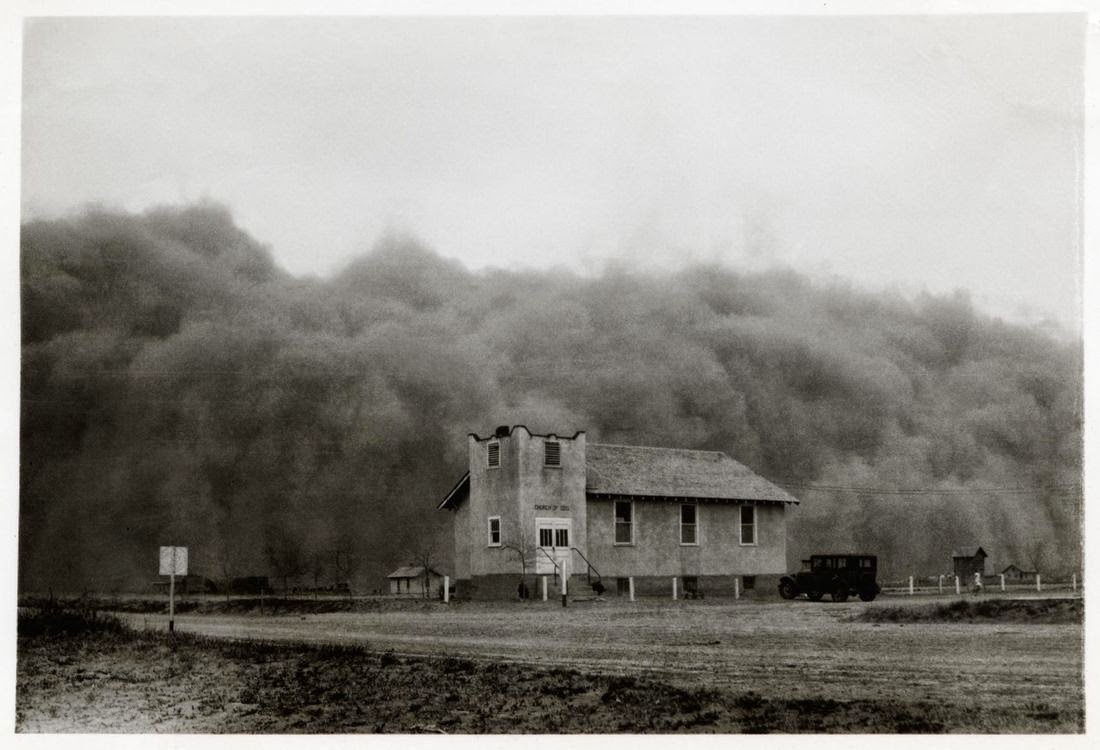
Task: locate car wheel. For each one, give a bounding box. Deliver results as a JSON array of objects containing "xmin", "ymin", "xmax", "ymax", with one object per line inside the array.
[
  {"xmin": 858, "ymin": 588, "xmax": 876, "ymax": 602},
  {"xmin": 831, "ymin": 583, "xmax": 849, "ymax": 603},
  {"xmin": 778, "ymin": 579, "xmax": 797, "ymax": 600},
  {"xmin": 807, "ymin": 590, "xmax": 824, "ymax": 601}
]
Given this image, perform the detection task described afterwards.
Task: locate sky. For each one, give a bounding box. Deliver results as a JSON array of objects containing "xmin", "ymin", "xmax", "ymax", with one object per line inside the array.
[{"xmin": 20, "ymin": 13, "xmax": 1086, "ymax": 331}]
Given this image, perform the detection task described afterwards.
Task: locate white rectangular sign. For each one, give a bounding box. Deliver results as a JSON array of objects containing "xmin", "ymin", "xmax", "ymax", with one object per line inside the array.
[{"xmin": 159, "ymin": 546, "xmax": 188, "ymax": 576}]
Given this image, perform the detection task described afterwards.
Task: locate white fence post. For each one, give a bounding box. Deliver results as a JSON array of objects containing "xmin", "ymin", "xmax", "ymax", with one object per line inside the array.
[
  {"xmin": 628, "ymin": 576, "xmax": 635, "ymax": 602},
  {"xmin": 672, "ymin": 576, "xmax": 678, "ymax": 600},
  {"xmin": 561, "ymin": 559, "xmax": 568, "ymax": 607},
  {"xmin": 955, "ymin": 576, "xmax": 960, "ymax": 595},
  {"xmin": 1000, "ymin": 574, "xmax": 1005, "ymax": 592},
  {"xmin": 443, "ymin": 575, "xmax": 450, "ymax": 603},
  {"xmin": 908, "ymin": 576, "xmax": 914, "ymax": 595},
  {"xmin": 734, "ymin": 577, "xmax": 741, "ymax": 600},
  {"xmin": 1036, "ymin": 573, "xmax": 1041, "ymax": 593},
  {"xmin": 541, "ymin": 575, "xmax": 548, "ymax": 601},
  {"xmin": 1072, "ymin": 573, "xmax": 1077, "ymax": 592},
  {"xmin": 938, "ymin": 575, "xmax": 943, "ymax": 594}
]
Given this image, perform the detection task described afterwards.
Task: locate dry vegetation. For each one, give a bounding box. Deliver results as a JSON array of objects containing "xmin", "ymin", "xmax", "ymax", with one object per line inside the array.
[
  {"xmin": 17, "ymin": 597, "xmax": 1084, "ymax": 734},
  {"xmin": 852, "ymin": 597, "xmax": 1082, "ymax": 624}
]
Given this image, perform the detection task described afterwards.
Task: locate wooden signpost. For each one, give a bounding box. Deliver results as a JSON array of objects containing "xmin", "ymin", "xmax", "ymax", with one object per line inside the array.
[{"xmin": 159, "ymin": 546, "xmax": 188, "ymax": 633}]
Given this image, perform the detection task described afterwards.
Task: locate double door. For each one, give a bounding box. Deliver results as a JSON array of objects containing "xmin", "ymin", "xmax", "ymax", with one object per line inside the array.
[{"xmin": 535, "ymin": 517, "xmax": 572, "ymax": 576}]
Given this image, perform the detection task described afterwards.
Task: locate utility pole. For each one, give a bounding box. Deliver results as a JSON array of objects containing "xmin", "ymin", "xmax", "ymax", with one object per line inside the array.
[
  {"xmin": 160, "ymin": 545, "xmax": 188, "ymax": 635},
  {"xmin": 168, "ymin": 550, "xmax": 176, "ymax": 634}
]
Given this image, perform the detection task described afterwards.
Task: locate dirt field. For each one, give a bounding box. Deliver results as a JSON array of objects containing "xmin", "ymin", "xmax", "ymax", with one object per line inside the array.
[{"xmin": 16, "ymin": 594, "xmax": 1084, "ymax": 733}]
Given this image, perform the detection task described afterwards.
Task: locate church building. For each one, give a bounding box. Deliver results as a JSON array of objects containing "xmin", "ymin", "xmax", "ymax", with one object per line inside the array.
[{"xmin": 437, "ymin": 425, "xmax": 799, "ymax": 599}]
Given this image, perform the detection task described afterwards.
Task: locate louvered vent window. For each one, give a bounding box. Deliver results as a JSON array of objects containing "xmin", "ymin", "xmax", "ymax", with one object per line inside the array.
[
  {"xmin": 544, "ymin": 441, "xmax": 561, "ymax": 467},
  {"xmin": 487, "ymin": 441, "xmax": 500, "ymax": 468}
]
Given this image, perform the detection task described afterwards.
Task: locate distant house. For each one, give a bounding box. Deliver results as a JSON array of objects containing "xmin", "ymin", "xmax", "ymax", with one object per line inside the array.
[
  {"xmin": 952, "ymin": 547, "xmax": 989, "ymax": 581},
  {"xmin": 387, "ymin": 565, "xmax": 445, "ymax": 598},
  {"xmin": 1000, "ymin": 564, "xmax": 1037, "ymax": 583},
  {"xmin": 438, "ymin": 425, "xmax": 799, "ymax": 599}
]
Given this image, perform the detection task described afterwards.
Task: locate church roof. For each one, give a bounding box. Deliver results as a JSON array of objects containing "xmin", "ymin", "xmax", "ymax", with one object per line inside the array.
[
  {"xmin": 585, "ymin": 443, "xmax": 799, "ymax": 503},
  {"xmin": 437, "ymin": 441, "xmax": 798, "ymax": 510}
]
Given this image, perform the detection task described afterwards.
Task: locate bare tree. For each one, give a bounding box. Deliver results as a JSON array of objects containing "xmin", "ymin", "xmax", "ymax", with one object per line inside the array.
[
  {"xmin": 308, "ymin": 551, "xmax": 326, "ymax": 599},
  {"xmin": 331, "ymin": 535, "xmax": 357, "ymax": 601},
  {"xmin": 1024, "ymin": 538, "xmax": 1048, "ymax": 574},
  {"xmin": 217, "ymin": 545, "xmax": 235, "ymax": 603},
  {"xmin": 214, "ymin": 536, "xmax": 249, "ymax": 603},
  {"xmin": 409, "ymin": 527, "xmax": 445, "ymax": 599},
  {"xmin": 264, "ymin": 524, "xmax": 305, "ymax": 602},
  {"xmin": 498, "ymin": 539, "xmax": 539, "ymax": 600}
]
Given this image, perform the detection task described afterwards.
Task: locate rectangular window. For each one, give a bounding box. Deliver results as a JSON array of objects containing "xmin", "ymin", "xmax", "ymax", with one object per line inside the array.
[
  {"xmin": 487, "ymin": 516, "xmax": 501, "ymax": 546},
  {"xmin": 740, "ymin": 504, "xmax": 756, "ymax": 545},
  {"xmin": 487, "ymin": 441, "xmax": 500, "ymax": 468},
  {"xmin": 680, "ymin": 503, "xmax": 697, "ymax": 545},
  {"xmin": 554, "ymin": 528, "xmax": 569, "ymax": 548},
  {"xmin": 544, "ymin": 441, "xmax": 561, "ymax": 467},
  {"xmin": 614, "ymin": 500, "xmax": 633, "ymax": 545},
  {"xmin": 539, "ymin": 528, "xmax": 553, "ymax": 547}
]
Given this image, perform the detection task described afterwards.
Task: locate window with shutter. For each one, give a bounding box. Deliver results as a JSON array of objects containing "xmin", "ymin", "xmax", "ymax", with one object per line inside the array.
[{"xmin": 487, "ymin": 441, "xmax": 500, "ymax": 468}]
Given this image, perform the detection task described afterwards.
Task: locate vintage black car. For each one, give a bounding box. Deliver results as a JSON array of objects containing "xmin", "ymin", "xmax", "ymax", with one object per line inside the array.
[{"xmin": 778, "ymin": 554, "xmax": 880, "ymax": 602}]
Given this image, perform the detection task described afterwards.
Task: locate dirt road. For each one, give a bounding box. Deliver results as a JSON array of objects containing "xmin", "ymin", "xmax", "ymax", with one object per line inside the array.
[{"xmin": 122, "ymin": 595, "xmax": 1083, "ymax": 715}]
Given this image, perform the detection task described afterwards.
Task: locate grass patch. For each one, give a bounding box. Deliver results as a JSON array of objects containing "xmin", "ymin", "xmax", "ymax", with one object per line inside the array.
[
  {"xmin": 18, "ymin": 603, "xmax": 126, "ymax": 638},
  {"xmin": 853, "ymin": 598, "xmax": 1082, "ymax": 624},
  {"xmin": 18, "ymin": 594, "xmax": 442, "ymax": 616}
]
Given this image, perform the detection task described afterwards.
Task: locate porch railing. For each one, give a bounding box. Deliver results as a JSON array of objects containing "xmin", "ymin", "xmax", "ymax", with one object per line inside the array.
[
  {"xmin": 534, "ymin": 546, "xmax": 561, "ymax": 576},
  {"xmin": 570, "ymin": 547, "xmax": 602, "ymax": 587}
]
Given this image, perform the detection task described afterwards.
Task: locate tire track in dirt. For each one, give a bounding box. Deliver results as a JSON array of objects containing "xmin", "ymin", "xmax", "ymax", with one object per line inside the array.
[{"xmin": 119, "ymin": 597, "xmax": 1082, "ymax": 715}]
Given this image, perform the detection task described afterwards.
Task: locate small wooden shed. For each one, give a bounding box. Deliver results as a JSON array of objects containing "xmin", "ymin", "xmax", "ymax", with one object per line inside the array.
[
  {"xmin": 387, "ymin": 565, "xmax": 445, "ymax": 598},
  {"xmin": 952, "ymin": 547, "xmax": 989, "ymax": 581},
  {"xmin": 1000, "ymin": 564, "xmax": 1037, "ymax": 583}
]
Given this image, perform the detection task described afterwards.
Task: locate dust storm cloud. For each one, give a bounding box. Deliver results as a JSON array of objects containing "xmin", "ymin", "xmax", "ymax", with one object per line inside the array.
[{"xmin": 19, "ymin": 204, "xmax": 1082, "ymax": 590}]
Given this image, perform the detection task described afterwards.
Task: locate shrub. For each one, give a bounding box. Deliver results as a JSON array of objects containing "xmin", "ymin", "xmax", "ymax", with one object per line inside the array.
[{"xmin": 18, "ymin": 605, "xmax": 125, "ymax": 638}]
